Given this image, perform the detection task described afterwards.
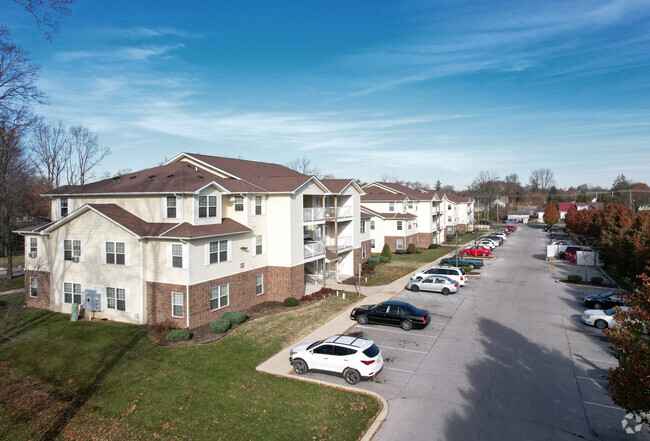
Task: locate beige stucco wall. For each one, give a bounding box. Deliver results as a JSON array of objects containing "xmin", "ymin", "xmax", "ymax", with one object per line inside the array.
[
  {"xmin": 24, "ymin": 234, "xmax": 51, "ymax": 273},
  {"xmin": 52, "ymin": 195, "xmax": 183, "ymax": 224}
]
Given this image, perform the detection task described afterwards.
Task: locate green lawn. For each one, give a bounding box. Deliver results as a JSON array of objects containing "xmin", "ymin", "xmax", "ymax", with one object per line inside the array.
[
  {"xmin": 363, "ymin": 246, "xmax": 455, "ymax": 286},
  {"xmin": 0, "ymin": 294, "xmax": 380, "ymax": 440},
  {"xmin": 0, "ymin": 275, "xmax": 24, "ymax": 292}
]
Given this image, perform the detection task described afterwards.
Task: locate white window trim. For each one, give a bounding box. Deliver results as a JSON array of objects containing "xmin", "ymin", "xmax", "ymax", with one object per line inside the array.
[
  {"xmin": 388, "ymin": 202, "xmax": 395, "ymax": 212},
  {"xmin": 234, "ymin": 195, "xmax": 244, "ymax": 212},
  {"xmin": 63, "ymin": 282, "xmax": 82, "ymax": 304},
  {"xmin": 397, "ymin": 221, "xmax": 403, "ymax": 231},
  {"xmin": 29, "ymin": 276, "xmax": 38, "ymax": 298},
  {"xmin": 204, "ymin": 239, "xmax": 232, "ymax": 265},
  {"xmin": 167, "ymin": 243, "xmax": 188, "ymax": 269},
  {"xmin": 59, "ymin": 198, "xmax": 69, "ymax": 218},
  {"xmin": 252, "ymin": 235, "xmax": 265, "ymax": 256},
  {"xmin": 29, "ymin": 237, "xmax": 38, "ymax": 256},
  {"xmin": 103, "ymin": 241, "xmax": 128, "ymax": 266},
  {"xmin": 172, "ymin": 291, "xmax": 184, "ymax": 317},
  {"xmin": 106, "ymin": 287, "xmax": 127, "ymax": 312},
  {"xmin": 163, "ymin": 195, "xmax": 183, "ymax": 219},
  {"xmin": 360, "ymin": 220, "xmax": 366, "ymax": 234},
  {"xmin": 210, "ymin": 284, "xmax": 230, "ymax": 311},
  {"xmin": 198, "ymin": 194, "xmax": 219, "ymax": 218},
  {"xmin": 62, "ymin": 239, "xmax": 84, "ymax": 262},
  {"xmin": 252, "ymin": 195, "xmax": 265, "ymax": 216},
  {"xmin": 361, "ymin": 245, "xmax": 366, "ymax": 259},
  {"xmin": 256, "ymin": 274, "xmax": 264, "ymax": 296},
  {"xmin": 396, "ymin": 239, "xmax": 404, "ymax": 250}
]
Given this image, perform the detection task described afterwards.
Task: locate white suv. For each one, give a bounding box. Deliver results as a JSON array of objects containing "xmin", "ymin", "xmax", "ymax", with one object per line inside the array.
[
  {"xmin": 290, "ymin": 334, "xmax": 383, "ymax": 384},
  {"xmin": 411, "ymin": 266, "xmax": 467, "ymax": 286}
]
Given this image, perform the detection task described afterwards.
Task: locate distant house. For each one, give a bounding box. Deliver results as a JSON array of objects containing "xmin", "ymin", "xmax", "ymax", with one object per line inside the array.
[
  {"xmin": 507, "ymin": 211, "xmax": 530, "ymax": 223},
  {"xmin": 492, "ymin": 196, "xmax": 509, "ymax": 207},
  {"xmin": 558, "ymin": 202, "xmax": 603, "ymax": 219}
]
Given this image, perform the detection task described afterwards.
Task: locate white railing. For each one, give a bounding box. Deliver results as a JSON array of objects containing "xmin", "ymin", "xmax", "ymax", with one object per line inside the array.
[
  {"xmin": 303, "ymin": 207, "xmax": 324, "ymax": 222},
  {"xmin": 324, "ymin": 206, "xmax": 352, "ymax": 219},
  {"xmin": 327, "ymin": 235, "xmax": 352, "ymax": 251},
  {"xmin": 304, "ymin": 241, "xmax": 325, "ymax": 258}
]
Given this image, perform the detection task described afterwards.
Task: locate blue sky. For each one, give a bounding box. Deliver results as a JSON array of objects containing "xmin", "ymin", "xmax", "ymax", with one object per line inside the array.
[{"xmin": 4, "ymin": 0, "xmax": 650, "ymax": 189}]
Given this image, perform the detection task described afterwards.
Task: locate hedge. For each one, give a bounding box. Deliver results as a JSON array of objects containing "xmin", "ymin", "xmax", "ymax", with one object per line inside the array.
[
  {"xmin": 284, "ymin": 297, "xmax": 299, "ymax": 307},
  {"xmin": 379, "ymin": 256, "xmax": 389, "ymax": 263},
  {"xmin": 364, "ymin": 262, "xmax": 376, "ymax": 271},
  {"xmin": 210, "ymin": 318, "xmax": 231, "ymax": 334},
  {"xmin": 591, "ymin": 276, "xmax": 603, "ymax": 284},
  {"xmin": 166, "ymin": 329, "xmax": 191, "ymax": 342},
  {"xmin": 567, "ymin": 275, "xmax": 583, "ymax": 283},
  {"xmin": 367, "ymin": 256, "xmax": 381, "ymax": 264},
  {"xmin": 428, "ymin": 244, "xmax": 439, "ymax": 249},
  {"xmin": 407, "ymin": 243, "xmax": 417, "ymax": 254},
  {"xmin": 222, "ymin": 311, "xmax": 247, "ymax": 324}
]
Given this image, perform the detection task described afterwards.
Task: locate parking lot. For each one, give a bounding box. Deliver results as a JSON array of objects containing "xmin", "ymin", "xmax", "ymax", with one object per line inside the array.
[{"xmin": 295, "ymin": 225, "xmax": 649, "ymax": 441}]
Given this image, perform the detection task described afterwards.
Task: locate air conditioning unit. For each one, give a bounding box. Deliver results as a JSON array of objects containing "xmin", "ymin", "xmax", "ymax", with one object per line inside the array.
[
  {"xmin": 28, "ymin": 252, "xmax": 37, "ymax": 258},
  {"xmin": 71, "ymin": 256, "xmax": 80, "ymax": 263}
]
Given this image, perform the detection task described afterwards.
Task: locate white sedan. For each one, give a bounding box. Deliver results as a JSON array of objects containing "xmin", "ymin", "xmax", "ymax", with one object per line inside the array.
[
  {"xmin": 406, "ymin": 275, "xmax": 459, "ymax": 295},
  {"xmin": 582, "ymin": 307, "xmax": 630, "ymax": 329}
]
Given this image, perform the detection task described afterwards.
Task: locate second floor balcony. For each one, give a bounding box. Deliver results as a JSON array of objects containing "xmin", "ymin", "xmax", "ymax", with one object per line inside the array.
[
  {"xmin": 303, "ymin": 207, "xmax": 324, "ymax": 223},
  {"xmin": 304, "ymin": 241, "xmax": 325, "ymax": 259},
  {"xmin": 326, "ymin": 235, "xmax": 352, "ymax": 252},
  {"xmin": 324, "ymin": 206, "xmax": 352, "ymax": 220}
]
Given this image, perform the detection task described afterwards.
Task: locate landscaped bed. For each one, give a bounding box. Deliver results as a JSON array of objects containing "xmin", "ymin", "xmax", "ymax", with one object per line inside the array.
[{"xmin": 0, "ymin": 293, "xmax": 379, "ymax": 440}]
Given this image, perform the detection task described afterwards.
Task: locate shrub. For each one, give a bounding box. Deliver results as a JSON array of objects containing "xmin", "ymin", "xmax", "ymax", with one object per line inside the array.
[
  {"xmin": 363, "ymin": 262, "xmax": 376, "ymax": 271},
  {"xmin": 395, "ymin": 249, "xmax": 407, "ymax": 254},
  {"xmin": 222, "ymin": 311, "xmax": 247, "ymax": 325},
  {"xmin": 428, "ymin": 244, "xmax": 438, "ymax": 249},
  {"xmin": 591, "ymin": 276, "xmax": 603, "ymax": 285},
  {"xmin": 446, "ymin": 234, "xmax": 455, "ymax": 242},
  {"xmin": 415, "ymin": 247, "xmax": 423, "ymax": 253},
  {"xmin": 166, "ymin": 329, "xmax": 190, "ymax": 342},
  {"xmin": 568, "ymin": 275, "xmax": 583, "ymax": 283},
  {"xmin": 284, "ymin": 297, "xmax": 299, "ymax": 307},
  {"xmin": 460, "ymin": 266, "xmax": 473, "ymax": 273},
  {"xmin": 407, "ymin": 243, "xmax": 417, "ymax": 254},
  {"xmin": 381, "ymin": 244, "xmax": 392, "ymax": 261},
  {"xmin": 379, "ymin": 256, "xmax": 389, "ymax": 263},
  {"xmin": 210, "ymin": 318, "xmax": 231, "ymax": 334},
  {"xmin": 367, "ymin": 256, "xmax": 381, "ymax": 264}
]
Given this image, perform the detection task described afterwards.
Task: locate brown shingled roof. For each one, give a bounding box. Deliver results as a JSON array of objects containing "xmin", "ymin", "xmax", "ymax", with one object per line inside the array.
[
  {"xmin": 360, "ymin": 205, "xmax": 416, "ymax": 219},
  {"xmin": 320, "ymin": 179, "xmax": 355, "ymax": 194},
  {"xmin": 15, "ymin": 221, "xmax": 55, "ymax": 234},
  {"xmin": 372, "ymin": 182, "xmax": 437, "ymax": 200},
  {"xmin": 159, "ymin": 219, "xmax": 252, "ymax": 239},
  {"xmin": 446, "ymin": 194, "xmax": 471, "ymax": 203}
]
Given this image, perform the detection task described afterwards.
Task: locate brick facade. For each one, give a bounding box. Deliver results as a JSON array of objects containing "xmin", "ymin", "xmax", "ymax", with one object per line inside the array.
[
  {"xmin": 353, "ymin": 240, "xmax": 372, "ymax": 275},
  {"xmin": 24, "ymin": 270, "xmax": 51, "ymax": 310},
  {"xmin": 147, "ymin": 264, "xmax": 305, "ymax": 329},
  {"xmin": 383, "ymin": 234, "xmax": 419, "ymax": 252},
  {"xmin": 416, "ymin": 233, "xmax": 434, "ymax": 248}
]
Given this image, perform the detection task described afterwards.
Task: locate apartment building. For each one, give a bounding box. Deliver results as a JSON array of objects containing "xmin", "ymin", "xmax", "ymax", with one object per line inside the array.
[
  {"xmin": 18, "ymin": 153, "xmax": 367, "ymax": 329},
  {"xmin": 360, "ymin": 182, "xmax": 474, "ymax": 252}
]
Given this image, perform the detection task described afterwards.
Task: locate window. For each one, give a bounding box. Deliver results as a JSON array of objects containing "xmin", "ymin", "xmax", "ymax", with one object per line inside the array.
[
  {"xmin": 208, "ymin": 240, "xmax": 229, "ymax": 264},
  {"xmin": 60, "ymin": 198, "xmax": 68, "ymax": 217},
  {"xmin": 408, "ymin": 202, "xmax": 413, "ymax": 209},
  {"xmin": 106, "ymin": 242, "xmax": 125, "ymax": 265},
  {"xmin": 29, "ymin": 238, "xmax": 37, "ymax": 257},
  {"xmin": 396, "ymin": 239, "xmax": 404, "ymax": 250},
  {"xmin": 408, "ymin": 223, "xmax": 412, "ymax": 230},
  {"xmin": 397, "ymin": 221, "xmax": 403, "ymax": 231},
  {"xmin": 30, "ymin": 277, "xmax": 37, "ymax": 297},
  {"xmin": 254, "ymin": 196, "xmax": 263, "ymax": 215},
  {"xmin": 172, "ymin": 292, "xmax": 183, "ymax": 317},
  {"xmin": 448, "ymin": 216, "xmax": 452, "ymax": 222},
  {"xmin": 166, "ymin": 196, "xmax": 177, "ymax": 218},
  {"xmin": 199, "ymin": 195, "xmax": 218, "ymax": 218},
  {"xmin": 360, "ymin": 220, "xmax": 366, "ymax": 234},
  {"xmin": 370, "ymin": 221, "xmax": 375, "ymax": 230},
  {"xmin": 234, "ymin": 196, "xmax": 244, "ymax": 212},
  {"xmin": 256, "ymin": 274, "xmax": 263, "ymax": 295},
  {"xmin": 172, "ymin": 244, "xmax": 183, "ymax": 268},
  {"xmin": 388, "ymin": 202, "xmax": 395, "ymax": 212},
  {"xmin": 448, "ymin": 204, "xmax": 452, "ymax": 210},
  {"xmin": 64, "ymin": 240, "xmax": 81, "ymax": 261},
  {"xmin": 255, "ymin": 235, "xmax": 263, "ymax": 255},
  {"xmin": 210, "ymin": 284, "xmax": 229, "ymax": 310},
  {"xmin": 64, "ymin": 282, "xmax": 81, "ymax": 304},
  {"xmin": 313, "ymin": 344, "xmax": 334, "ymax": 355},
  {"xmin": 361, "ymin": 245, "xmax": 366, "ymax": 259},
  {"xmin": 106, "ymin": 287, "xmax": 126, "ymax": 311},
  {"xmin": 371, "ymin": 239, "xmax": 376, "ymax": 248}
]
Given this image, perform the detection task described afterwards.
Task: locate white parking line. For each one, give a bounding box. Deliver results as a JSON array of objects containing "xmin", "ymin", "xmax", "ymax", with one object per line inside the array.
[
  {"xmin": 379, "ymin": 345, "xmax": 428, "ymax": 354},
  {"xmin": 383, "ymin": 367, "xmax": 416, "ymax": 374},
  {"xmin": 574, "ymin": 355, "xmax": 618, "ymax": 365},
  {"xmin": 355, "ymin": 325, "xmax": 440, "ymax": 336},
  {"xmin": 576, "ymin": 376, "xmax": 609, "ymax": 384},
  {"xmin": 583, "ymin": 401, "xmax": 622, "ymax": 410}
]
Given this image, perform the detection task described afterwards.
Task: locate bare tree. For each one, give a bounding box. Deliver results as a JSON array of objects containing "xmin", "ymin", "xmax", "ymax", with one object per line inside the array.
[
  {"xmin": 67, "ymin": 124, "xmax": 110, "ymax": 185},
  {"xmin": 470, "ymin": 170, "xmax": 501, "ymax": 220},
  {"xmin": 286, "ymin": 156, "xmax": 320, "ymax": 176},
  {"xmin": 9, "ymin": 0, "xmax": 73, "ymax": 40},
  {"xmin": 528, "ymin": 168, "xmax": 556, "ymax": 196},
  {"xmin": 503, "ymin": 173, "xmax": 524, "ymax": 203},
  {"xmin": 30, "ymin": 120, "xmax": 69, "ymax": 191}
]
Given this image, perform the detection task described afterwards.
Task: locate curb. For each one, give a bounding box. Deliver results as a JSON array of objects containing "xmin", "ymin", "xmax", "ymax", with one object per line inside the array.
[{"xmin": 554, "ymin": 279, "xmax": 617, "ymax": 289}]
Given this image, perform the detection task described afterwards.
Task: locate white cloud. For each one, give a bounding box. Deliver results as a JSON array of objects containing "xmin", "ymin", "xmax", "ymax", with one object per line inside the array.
[{"xmin": 56, "ymin": 43, "xmax": 185, "ymax": 62}]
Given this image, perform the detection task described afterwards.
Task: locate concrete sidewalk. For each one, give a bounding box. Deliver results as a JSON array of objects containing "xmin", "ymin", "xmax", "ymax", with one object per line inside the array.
[{"xmin": 256, "ymin": 250, "xmax": 458, "ymax": 441}]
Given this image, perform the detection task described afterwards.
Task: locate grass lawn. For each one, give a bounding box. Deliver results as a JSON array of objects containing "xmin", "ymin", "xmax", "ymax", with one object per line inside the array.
[
  {"xmin": 0, "ymin": 275, "xmax": 24, "ymax": 292},
  {"xmin": 0, "ymin": 294, "xmax": 380, "ymax": 440},
  {"xmin": 0, "ymin": 255, "xmax": 25, "ymax": 269},
  {"xmin": 363, "ymin": 246, "xmax": 455, "ymax": 286}
]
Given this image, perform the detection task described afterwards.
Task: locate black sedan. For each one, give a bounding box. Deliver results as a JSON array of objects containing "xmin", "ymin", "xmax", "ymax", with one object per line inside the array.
[
  {"xmin": 350, "ymin": 300, "xmax": 430, "ymax": 331},
  {"xmin": 583, "ymin": 290, "xmax": 628, "ymax": 309}
]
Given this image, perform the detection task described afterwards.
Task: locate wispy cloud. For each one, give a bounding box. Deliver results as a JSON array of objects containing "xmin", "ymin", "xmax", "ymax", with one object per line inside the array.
[
  {"xmin": 109, "ymin": 26, "xmax": 196, "ymax": 39},
  {"xmin": 56, "ymin": 43, "xmax": 185, "ymax": 62}
]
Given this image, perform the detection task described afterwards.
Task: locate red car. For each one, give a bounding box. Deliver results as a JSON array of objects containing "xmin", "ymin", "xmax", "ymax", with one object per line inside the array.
[
  {"xmin": 504, "ymin": 226, "xmax": 516, "ymax": 232},
  {"xmin": 461, "ymin": 246, "xmax": 491, "ymax": 257}
]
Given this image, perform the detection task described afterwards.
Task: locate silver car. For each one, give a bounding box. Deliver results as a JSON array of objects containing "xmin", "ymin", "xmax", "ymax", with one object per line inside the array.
[{"xmin": 406, "ymin": 275, "xmax": 459, "ymax": 296}]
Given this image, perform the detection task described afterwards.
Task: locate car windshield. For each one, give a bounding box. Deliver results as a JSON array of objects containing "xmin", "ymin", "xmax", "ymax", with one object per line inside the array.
[
  {"xmin": 599, "ymin": 292, "xmax": 615, "ymax": 298},
  {"xmin": 307, "ymin": 339, "xmax": 324, "ymax": 350},
  {"xmin": 363, "ymin": 344, "xmax": 380, "ymax": 358},
  {"xmin": 458, "ymin": 268, "xmax": 466, "ymax": 275},
  {"xmin": 605, "ymin": 308, "xmax": 617, "ymax": 316}
]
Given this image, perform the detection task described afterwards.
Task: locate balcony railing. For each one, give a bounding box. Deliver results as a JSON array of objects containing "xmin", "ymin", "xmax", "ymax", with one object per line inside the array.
[
  {"xmin": 304, "ymin": 241, "xmax": 325, "ymax": 259},
  {"xmin": 303, "ymin": 207, "xmax": 324, "ymax": 222},
  {"xmin": 324, "ymin": 206, "xmax": 352, "ymax": 219},
  {"xmin": 326, "ymin": 235, "xmax": 352, "ymax": 251}
]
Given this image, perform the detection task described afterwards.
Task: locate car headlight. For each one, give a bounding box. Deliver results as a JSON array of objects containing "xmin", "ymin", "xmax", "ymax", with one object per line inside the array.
[{"xmin": 290, "ymin": 350, "xmax": 297, "ymax": 356}]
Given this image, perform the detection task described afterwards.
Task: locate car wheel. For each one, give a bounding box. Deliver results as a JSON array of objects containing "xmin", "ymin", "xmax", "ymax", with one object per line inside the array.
[
  {"xmin": 293, "ymin": 359, "xmax": 308, "ymax": 375},
  {"xmin": 401, "ymin": 320, "xmax": 413, "ymax": 331},
  {"xmin": 595, "ymin": 320, "xmax": 608, "ymax": 330},
  {"xmin": 343, "ymin": 368, "xmax": 361, "ymax": 385},
  {"xmin": 411, "ymin": 285, "xmax": 420, "ymax": 292},
  {"xmin": 462, "ymin": 251, "xmax": 468, "ymax": 256},
  {"xmin": 442, "ymin": 288, "xmax": 450, "ymax": 296},
  {"xmin": 357, "ymin": 314, "xmax": 368, "ymax": 325},
  {"xmin": 481, "ymin": 252, "xmax": 487, "ymax": 256},
  {"xmin": 593, "ymin": 302, "xmax": 603, "ymax": 310}
]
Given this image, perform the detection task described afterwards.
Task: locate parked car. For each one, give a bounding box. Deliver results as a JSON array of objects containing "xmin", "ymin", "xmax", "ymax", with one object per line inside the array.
[
  {"xmin": 440, "ymin": 255, "xmax": 484, "ymax": 269},
  {"xmin": 475, "ymin": 240, "xmax": 496, "ymax": 250},
  {"xmin": 494, "ymin": 228, "xmax": 511, "ymax": 236},
  {"xmin": 490, "ymin": 232, "xmax": 507, "ymax": 240},
  {"xmin": 461, "ymin": 246, "xmax": 491, "ymax": 257},
  {"xmin": 350, "ymin": 300, "xmax": 431, "ymax": 330},
  {"xmin": 551, "ymin": 240, "xmax": 574, "ymax": 245},
  {"xmin": 583, "ymin": 290, "xmax": 628, "ymax": 309},
  {"xmin": 482, "ymin": 235, "xmax": 504, "ymax": 245},
  {"xmin": 289, "ymin": 334, "xmax": 383, "ymax": 384},
  {"xmin": 479, "ymin": 220, "xmax": 491, "ymax": 225},
  {"xmin": 406, "ymin": 275, "xmax": 459, "ymax": 295},
  {"xmin": 582, "ymin": 307, "xmax": 630, "ymax": 329},
  {"xmin": 412, "ymin": 266, "xmax": 467, "ymax": 286},
  {"xmin": 478, "ymin": 237, "xmax": 500, "ymax": 247},
  {"xmin": 565, "ymin": 246, "xmax": 592, "ymax": 263},
  {"xmin": 504, "ymin": 225, "xmax": 517, "ymax": 232}
]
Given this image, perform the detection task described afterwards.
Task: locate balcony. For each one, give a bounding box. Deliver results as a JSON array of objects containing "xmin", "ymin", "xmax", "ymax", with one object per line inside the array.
[
  {"xmin": 303, "ymin": 207, "xmax": 324, "ymax": 223},
  {"xmin": 324, "ymin": 206, "xmax": 352, "ymax": 220},
  {"xmin": 304, "ymin": 241, "xmax": 325, "ymax": 259},
  {"xmin": 326, "ymin": 235, "xmax": 353, "ymax": 252}
]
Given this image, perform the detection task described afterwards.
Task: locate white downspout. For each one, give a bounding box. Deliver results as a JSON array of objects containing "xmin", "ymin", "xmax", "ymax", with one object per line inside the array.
[
  {"xmin": 181, "ymin": 239, "xmax": 190, "ymax": 329},
  {"xmin": 140, "ymin": 238, "xmax": 145, "ymax": 325}
]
